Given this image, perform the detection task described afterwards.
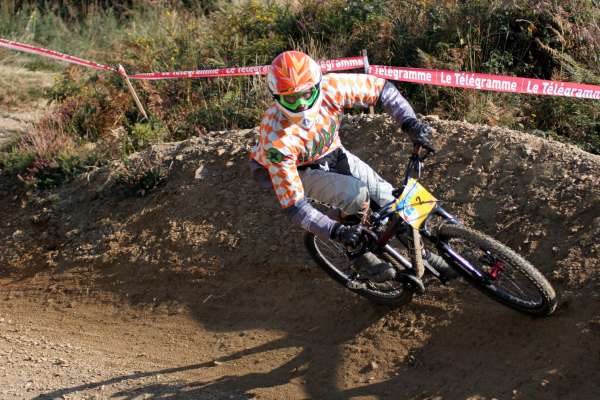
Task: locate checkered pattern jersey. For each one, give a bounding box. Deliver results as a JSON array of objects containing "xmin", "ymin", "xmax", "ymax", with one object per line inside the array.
[{"xmin": 250, "ymin": 73, "xmax": 386, "ymax": 208}]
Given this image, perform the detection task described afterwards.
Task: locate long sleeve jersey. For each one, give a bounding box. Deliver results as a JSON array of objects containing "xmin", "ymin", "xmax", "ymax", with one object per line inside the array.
[{"xmin": 250, "ymin": 73, "xmax": 417, "ymax": 238}]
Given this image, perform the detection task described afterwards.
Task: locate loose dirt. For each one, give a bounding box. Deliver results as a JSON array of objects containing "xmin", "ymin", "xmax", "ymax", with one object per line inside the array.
[{"xmin": 1, "ymin": 114, "xmax": 599, "ymax": 399}]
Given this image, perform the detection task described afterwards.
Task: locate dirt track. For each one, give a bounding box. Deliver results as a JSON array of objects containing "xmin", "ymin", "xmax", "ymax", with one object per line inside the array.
[{"xmin": 1, "ymin": 115, "xmax": 599, "ymax": 399}]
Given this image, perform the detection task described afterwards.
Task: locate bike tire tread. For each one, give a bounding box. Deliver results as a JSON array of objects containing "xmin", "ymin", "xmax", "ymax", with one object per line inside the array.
[
  {"xmin": 437, "ymin": 223, "xmax": 558, "ymax": 316},
  {"xmin": 304, "ymin": 232, "xmax": 414, "ymax": 306}
]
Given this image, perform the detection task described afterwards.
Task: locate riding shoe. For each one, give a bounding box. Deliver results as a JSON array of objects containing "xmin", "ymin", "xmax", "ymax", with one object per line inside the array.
[{"xmin": 353, "ymin": 252, "xmax": 397, "ymax": 283}]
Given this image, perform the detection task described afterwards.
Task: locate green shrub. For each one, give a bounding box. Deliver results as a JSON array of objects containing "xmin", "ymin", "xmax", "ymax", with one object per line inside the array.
[
  {"xmin": 2, "ymin": 0, "xmax": 599, "ymax": 155},
  {"xmin": 526, "ymin": 96, "xmax": 600, "ymax": 153},
  {"xmin": 0, "ymin": 108, "xmax": 102, "ymax": 189},
  {"xmin": 386, "ymin": 0, "xmax": 600, "ymax": 152},
  {"xmin": 1, "ymin": 148, "xmax": 96, "ymax": 190},
  {"xmin": 21, "ymin": 153, "xmax": 88, "ymax": 189},
  {"xmin": 115, "ymin": 152, "xmax": 171, "ymax": 197},
  {"xmin": 124, "ymin": 117, "xmax": 169, "ymax": 153},
  {"xmin": 0, "ymin": 148, "xmax": 35, "ymax": 175}
]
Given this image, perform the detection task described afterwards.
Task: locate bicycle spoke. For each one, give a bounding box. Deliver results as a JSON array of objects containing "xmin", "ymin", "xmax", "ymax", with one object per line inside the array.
[
  {"xmin": 313, "ymin": 236, "xmax": 407, "ymax": 293},
  {"xmin": 494, "ymin": 257, "xmax": 542, "ymax": 303},
  {"xmin": 448, "ymin": 237, "xmax": 544, "ymax": 307}
]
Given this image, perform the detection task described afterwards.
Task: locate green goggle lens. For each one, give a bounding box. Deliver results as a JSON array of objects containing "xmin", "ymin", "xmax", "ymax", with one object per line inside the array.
[{"xmin": 277, "ymin": 86, "xmax": 319, "ymax": 112}]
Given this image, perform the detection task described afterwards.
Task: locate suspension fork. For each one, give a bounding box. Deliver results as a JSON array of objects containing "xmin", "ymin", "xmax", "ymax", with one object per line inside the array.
[
  {"xmin": 422, "ymin": 206, "xmax": 487, "ymax": 280},
  {"xmin": 374, "ymin": 213, "xmax": 427, "ymax": 279},
  {"xmin": 375, "ymin": 207, "xmax": 442, "ymax": 270},
  {"xmin": 373, "ymin": 205, "xmax": 465, "ymax": 275}
]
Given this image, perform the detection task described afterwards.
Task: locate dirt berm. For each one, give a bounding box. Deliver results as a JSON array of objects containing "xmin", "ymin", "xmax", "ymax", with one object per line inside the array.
[{"xmin": 1, "ymin": 114, "xmax": 599, "ymax": 399}]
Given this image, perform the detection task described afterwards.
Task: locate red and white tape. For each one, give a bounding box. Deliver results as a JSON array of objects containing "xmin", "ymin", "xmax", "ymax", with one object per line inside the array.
[
  {"xmin": 2, "ymin": 37, "xmax": 599, "ymax": 100},
  {"xmin": 369, "ymin": 65, "xmax": 600, "ymax": 100},
  {"xmin": 127, "ymin": 65, "xmax": 269, "ymax": 80},
  {"xmin": 0, "ymin": 37, "xmax": 365, "ymax": 78},
  {"xmin": 0, "ymin": 38, "xmax": 115, "ymax": 72},
  {"xmin": 126, "ymin": 56, "xmax": 365, "ymax": 80}
]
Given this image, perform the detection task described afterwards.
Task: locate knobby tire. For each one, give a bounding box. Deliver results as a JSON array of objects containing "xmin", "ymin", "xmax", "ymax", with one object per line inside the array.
[
  {"xmin": 304, "ymin": 233, "xmax": 414, "ymax": 306},
  {"xmin": 437, "ymin": 223, "xmax": 558, "ymax": 316}
]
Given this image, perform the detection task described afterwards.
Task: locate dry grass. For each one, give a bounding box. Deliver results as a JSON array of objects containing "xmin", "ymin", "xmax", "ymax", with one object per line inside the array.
[
  {"xmin": 18, "ymin": 115, "xmax": 75, "ymax": 160},
  {"xmin": 0, "ymin": 62, "xmax": 55, "ymax": 111}
]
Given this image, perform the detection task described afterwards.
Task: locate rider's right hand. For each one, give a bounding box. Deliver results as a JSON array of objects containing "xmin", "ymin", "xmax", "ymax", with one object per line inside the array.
[{"xmin": 331, "ymin": 223, "xmax": 363, "ymax": 248}]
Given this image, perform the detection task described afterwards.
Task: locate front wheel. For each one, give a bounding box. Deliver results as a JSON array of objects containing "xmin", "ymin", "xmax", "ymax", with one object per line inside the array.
[
  {"xmin": 304, "ymin": 233, "xmax": 414, "ymax": 306},
  {"xmin": 436, "ymin": 224, "xmax": 558, "ymax": 316}
]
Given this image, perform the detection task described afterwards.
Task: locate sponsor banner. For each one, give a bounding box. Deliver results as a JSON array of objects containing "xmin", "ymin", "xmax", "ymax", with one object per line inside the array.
[
  {"xmin": 369, "ymin": 65, "xmax": 600, "ymax": 100},
  {"xmin": 318, "ymin": 56, "xmax": 365, "ymax": 73},
  {"xmin": 127, "ymin": 56, "xmax": 365, "ymax": 80},
  {"xmin": 127, "ymin": 65, "xmax": 270, "ymax": 80},
  {"xmin": 0, "ymin": 38, "xmax": 115, "ymax": 72},
  {"xmin": 0, "ymin": 37, "xmax": 364, "ymax": 80},
  {"xmin": 2, "ymin": 37, "xmax": 598, "ymax": 100}
]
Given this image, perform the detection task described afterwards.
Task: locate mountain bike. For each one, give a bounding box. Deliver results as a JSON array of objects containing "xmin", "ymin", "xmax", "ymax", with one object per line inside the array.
[{"xmin": 304, "ymin": 146, "xmax": 558, "ymax": 316}]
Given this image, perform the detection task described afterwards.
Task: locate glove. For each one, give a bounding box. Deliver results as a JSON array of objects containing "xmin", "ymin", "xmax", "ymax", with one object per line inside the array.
[
  {"xmin": 331, "ymin": 223, "xmax": 363, "ymax": 248},
  {"xmin": 402, "ymin": 118, "xmax": 436, "ymax": 153}
]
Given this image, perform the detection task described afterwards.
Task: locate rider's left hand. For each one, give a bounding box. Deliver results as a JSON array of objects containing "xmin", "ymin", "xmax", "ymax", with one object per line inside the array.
[{"xmin": 402, "ymin": 118, "xmax": 436, "ymax": 153}]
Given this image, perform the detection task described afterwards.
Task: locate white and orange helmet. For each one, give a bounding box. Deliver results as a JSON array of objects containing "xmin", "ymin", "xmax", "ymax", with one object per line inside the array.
[{"xmin": 267, "ymin": 51, "xmax": 323, "ymax": 129}]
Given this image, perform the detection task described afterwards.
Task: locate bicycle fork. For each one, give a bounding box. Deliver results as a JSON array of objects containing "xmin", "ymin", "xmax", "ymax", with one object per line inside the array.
[{"xmin": 424, "ymin": 206, "xmax": 486, "ymax": 281}]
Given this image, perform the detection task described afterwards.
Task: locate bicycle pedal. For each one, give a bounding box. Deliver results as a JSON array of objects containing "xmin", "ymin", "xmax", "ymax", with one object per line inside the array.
[{"xmin": 347, "ymin": 280, "xmax": 367, "ymax": 290}]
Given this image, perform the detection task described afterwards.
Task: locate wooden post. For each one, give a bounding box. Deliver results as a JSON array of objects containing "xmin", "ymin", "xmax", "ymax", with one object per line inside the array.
[
  {"xmin": 362, "ymin": 49, "xmax": 374, "ymax": 115},
  {"xmin": 118, "ymin": 64, "xmax": 148, "ymax": 120}
]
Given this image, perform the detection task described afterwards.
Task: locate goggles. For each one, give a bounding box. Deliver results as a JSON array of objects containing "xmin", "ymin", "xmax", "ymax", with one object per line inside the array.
[{"xmin": 276, "ymin": 85, "xmax": 320, "ymax": 112}]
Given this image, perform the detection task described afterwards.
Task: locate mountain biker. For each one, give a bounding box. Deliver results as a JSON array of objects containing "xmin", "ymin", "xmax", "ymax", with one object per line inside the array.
[{"xmin": 249, "ymin": 50, "xmax": 435, "ymax": 282}]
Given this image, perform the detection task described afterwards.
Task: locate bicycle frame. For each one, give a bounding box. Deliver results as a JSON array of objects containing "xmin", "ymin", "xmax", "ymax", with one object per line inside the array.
[
  {"xmin": 367, "ymin": 205, "xmax": 457, "ymax": 275},
  {"xmin": 362, "ymin": 148, "xmax": 486, "ymax": 282},
  {"xmin": 305, "ymin": 145, "xmax": 557, "ymax": 314}
]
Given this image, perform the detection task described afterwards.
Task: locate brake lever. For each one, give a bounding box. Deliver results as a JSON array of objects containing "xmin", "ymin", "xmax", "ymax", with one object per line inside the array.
[
  {"xmin": 419, "ymin": 148, "xmax": 434, "ymax": 162},
  {"xmin": 398, "ymin": 145, "xmax": 435, "ymax": 199},
  {"xmin": 405, "ymin": 153, "xmax": 422, "ymax": 182}
]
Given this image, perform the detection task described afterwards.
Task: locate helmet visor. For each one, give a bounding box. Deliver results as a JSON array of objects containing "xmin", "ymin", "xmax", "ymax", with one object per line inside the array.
[{"xmin": 276, "ymin": 85, "xmax": 319, "ymax": 112}]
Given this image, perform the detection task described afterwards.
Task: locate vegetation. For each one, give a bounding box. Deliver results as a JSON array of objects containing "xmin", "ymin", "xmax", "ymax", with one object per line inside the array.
[
  {"xmin": 0, "ymin": 0, "xmax": 599, "ymax": 189},
  {"xmin": 115, "ymin": 151, "xmax": 171, "ymax": 197}
]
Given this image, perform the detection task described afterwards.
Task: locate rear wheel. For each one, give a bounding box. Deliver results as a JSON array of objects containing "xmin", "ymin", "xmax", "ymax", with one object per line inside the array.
[
  {"xmin": 436, "ymin": 224, "xmax": 557, "ymax": 316},
  {"xmin": 304, "ymin": 232, "xmax": 414, "ymax": 306}
]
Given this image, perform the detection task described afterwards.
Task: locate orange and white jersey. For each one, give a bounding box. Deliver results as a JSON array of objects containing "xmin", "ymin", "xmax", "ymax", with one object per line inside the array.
[{"xmin": 250, "ymin": 73, "xmax": 387, "ymax": 208}]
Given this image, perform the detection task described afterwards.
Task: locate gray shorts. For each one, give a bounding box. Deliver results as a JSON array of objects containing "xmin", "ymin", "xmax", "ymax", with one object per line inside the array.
[{"xmin": 298, "ymin": 148, "xmax": 395, "ymax": 215}]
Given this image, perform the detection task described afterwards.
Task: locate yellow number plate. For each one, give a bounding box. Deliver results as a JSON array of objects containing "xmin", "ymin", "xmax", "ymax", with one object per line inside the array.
[{"xmin": 392, "ymin": 178, "xmax": 437, "ymax": 229}]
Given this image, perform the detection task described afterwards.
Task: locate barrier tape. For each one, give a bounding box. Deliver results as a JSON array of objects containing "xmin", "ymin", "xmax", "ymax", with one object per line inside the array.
[
  {"xmin": 0, "ymin": 38, "xmax": 115, "ymax": 72},
  {"xmin": 127, "ymin": 56, "xmax": 365, "ymax": 80},
  {"xmin": 128, "ymin": 65, "xmax": 269, "ymax": 80},
  {"xmin": 369, "ymin": 65, "xmax": 600, "ymax": 100},
  {"xmin": 0, "ymin": 37, "xmax": 364, "ymax": 78},
  {"xmin": 1, "ymin": 37, "xmax": 599, "ymax": 100}
]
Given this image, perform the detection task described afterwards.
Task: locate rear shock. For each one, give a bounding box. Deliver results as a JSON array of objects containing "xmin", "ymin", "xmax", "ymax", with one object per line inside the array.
[
  {"xmin": 423, "ymin": 250, "xmax": 457, "ymax": 282},
  {"xmin": 424, "ymin": 250, "xmax": 450, "ymax": 270}
]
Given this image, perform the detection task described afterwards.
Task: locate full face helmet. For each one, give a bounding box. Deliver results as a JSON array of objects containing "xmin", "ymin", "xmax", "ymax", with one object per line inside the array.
[{"xmin": 267, "ymin": 51, "xmax": 323, "ymax": 129}]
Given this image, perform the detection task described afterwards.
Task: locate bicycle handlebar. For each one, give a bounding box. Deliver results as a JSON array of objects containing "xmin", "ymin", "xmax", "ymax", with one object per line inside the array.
[{"xmin": 411, "ymin": 144, "xmax": 434, "ymax": 161}]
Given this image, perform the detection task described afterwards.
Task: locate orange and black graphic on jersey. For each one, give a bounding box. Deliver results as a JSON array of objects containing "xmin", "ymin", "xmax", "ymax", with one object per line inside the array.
[{"xmin": 251, "ymin": 73, "xmax": 386, "ymax": 208}]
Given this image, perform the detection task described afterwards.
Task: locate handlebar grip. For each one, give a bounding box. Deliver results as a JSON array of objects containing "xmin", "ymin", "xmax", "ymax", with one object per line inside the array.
[{"xmin": 411, "ymin": 144, "xmax": 433, "ymax": 161}]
